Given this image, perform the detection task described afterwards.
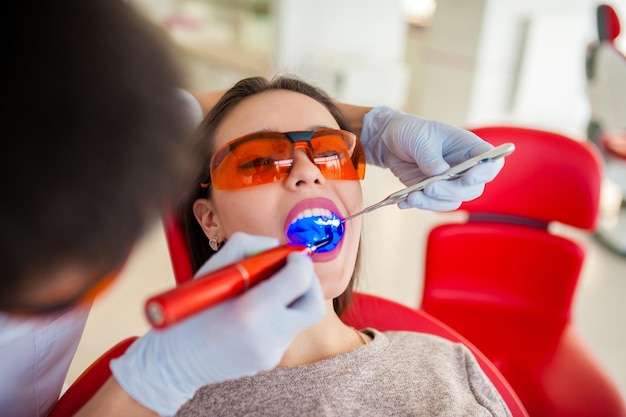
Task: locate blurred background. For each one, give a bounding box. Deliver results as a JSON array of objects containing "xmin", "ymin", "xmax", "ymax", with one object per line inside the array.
[{"xmin": 67, "ymin": 0, "xmax": 626, "ymax": 400}]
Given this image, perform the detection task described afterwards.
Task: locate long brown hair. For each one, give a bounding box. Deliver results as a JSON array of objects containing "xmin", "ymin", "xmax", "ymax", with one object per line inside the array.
[{"xmin": 179, "ymin": 75, "xmax": 362, "ymax": 315}]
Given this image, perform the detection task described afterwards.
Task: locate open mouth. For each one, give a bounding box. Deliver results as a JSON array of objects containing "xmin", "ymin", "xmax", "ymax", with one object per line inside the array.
[{"xmin": 286, "ymin": 209, "xmax": 344, "ymax": 253}]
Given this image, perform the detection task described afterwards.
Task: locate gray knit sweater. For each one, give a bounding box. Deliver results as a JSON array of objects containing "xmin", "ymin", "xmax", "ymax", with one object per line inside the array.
[{"xmin": 176, "ymin": 329, "xmax": 512, "ymax": 416}]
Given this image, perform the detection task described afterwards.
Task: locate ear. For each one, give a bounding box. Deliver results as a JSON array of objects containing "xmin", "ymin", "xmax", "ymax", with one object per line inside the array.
[{"xmin": 192, "ymin": 198, "xmax": 222, "ymax": 241}]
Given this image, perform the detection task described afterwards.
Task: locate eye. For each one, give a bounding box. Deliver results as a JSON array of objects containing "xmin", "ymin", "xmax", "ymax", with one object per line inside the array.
[
  {"xmin": 239, "ymin": 156, "xmax": 277, "ymax": 172},
  {"xmin": 314, "ymin": 153, "xmax": 346, "ymax": 167},
  {"xmin": 316, "ymin": 150, "xmax": 344, "ymax": 158}
]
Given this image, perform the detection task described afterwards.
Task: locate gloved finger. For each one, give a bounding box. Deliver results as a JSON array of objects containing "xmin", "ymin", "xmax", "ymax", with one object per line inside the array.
[
  {"xmin": 440, "ymin": 126, "xmax": 495, "ymax": 165},
  {"xmin": 423, "ymin": 180, "xmax": 485, "ymax": 202},
  {"xmin": 238, "ymin": 253, "xmax": 320, "ymax": 309},
  {"xmin": 457, "ymin": 158, "xmax": 504, "ymax": 186},
  {"xmin": 234, "ymin": 253, "xmax": 325, "ymax": 345},
  {"xmin": 195, "ymin": 232, "xmax": 279, "ymax": 276},
  {"xmin": 389, "ymin": 159, "xmax": 430, "ymax": 186},
  {"xmin": 284, "ymin": 270, "xmax": 326, "ymax": 324},
  {"xmin": 408, "ymin": 125, "xmax": 450, "ymax": 177},
  {"xmin": 467, "ymin": 139, "xmax": 496, "ymax": 157},
  {"xmin": 268, "ymin": 279, "xmax": 326, "ymax": 353},
  {"xmin": 398, "ymin": 191, "xmax": 462, "ymax": 211}
]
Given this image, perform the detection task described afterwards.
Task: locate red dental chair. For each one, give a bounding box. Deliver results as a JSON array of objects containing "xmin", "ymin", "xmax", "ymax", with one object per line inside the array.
[
  {"xmin": 421, "ymin": 126, "xmax": 626, "ymax": 417},
  {"xmin": 49, "ymin": 209, "xmax": 528, "ymax": 416},
  {"xmin": 585, "ymin": 3, "xmax": 626, "ymax": 255}
]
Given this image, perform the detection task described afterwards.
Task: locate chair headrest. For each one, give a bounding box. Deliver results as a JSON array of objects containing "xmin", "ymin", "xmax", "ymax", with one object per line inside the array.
[
  {"xmin": 461, "ymin": 126, "xmax": 603, "ymax": 231},
  {"xmin": 598, "ymin": 4, "xmax": 621, "ymax": 42}
]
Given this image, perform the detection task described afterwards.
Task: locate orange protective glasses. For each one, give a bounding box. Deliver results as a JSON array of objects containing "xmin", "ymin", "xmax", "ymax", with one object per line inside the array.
[{"xmin": 201, "ymin": 129, "xmax": 366, "ymax": 191}]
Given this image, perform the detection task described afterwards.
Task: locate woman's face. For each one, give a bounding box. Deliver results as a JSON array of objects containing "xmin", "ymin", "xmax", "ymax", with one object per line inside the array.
[{"xmin": 194, "ymin": 90, "xmax": 363, "ymax": 300}]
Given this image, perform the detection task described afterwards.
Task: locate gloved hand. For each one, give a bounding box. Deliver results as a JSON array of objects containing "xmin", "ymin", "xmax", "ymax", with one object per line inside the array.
[
  {"xmin": 110, "ymin": 232, "xmax": 326, "ymax": 416},
  {"xmin": 361, "ymin": 106, "xmax": 504, "ymax": 211}
]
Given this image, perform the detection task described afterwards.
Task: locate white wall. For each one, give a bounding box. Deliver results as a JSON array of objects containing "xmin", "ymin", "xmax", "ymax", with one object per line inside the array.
[
  {"xmin": 411, "ymin": 0, "xmax": 487, "ymax": 125},
  {"xmin": 273, "ymin": 0, "xmax": 409, "ymax": 107},
  {"xmin": 474, "ymin": 0, "xmax": 625, "ymax": 137},
  {"xmin": 415, "ymin": 0, "xmax": 626, "ymax": 138}
]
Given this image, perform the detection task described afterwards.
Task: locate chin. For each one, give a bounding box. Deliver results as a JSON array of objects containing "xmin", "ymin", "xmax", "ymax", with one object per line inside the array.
[{"xmin": 316, "ymin": 267, "xmax": 352, "ymax": 300}]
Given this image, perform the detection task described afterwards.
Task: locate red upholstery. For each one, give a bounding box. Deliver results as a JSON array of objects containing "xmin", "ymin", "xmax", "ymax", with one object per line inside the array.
[
  {"xmin": 48, "ymin": 337, "xmax": 138, "ymax": 417},
  {"xmin": 341, "ymin": 293, "xmax": 528, "ymax": 416},
  {"xmin": 421, "ymin": 126, "xmax": 626, "ymax": 417},
  {"xmin": 601, "ymin": 129, "xmax": 626, "ymax": 160},
  {"xmin": 163, "ymin": 209, "xmax": 194, "ymax": 285},
  {"xmin": 598, "ymin": 4, "xmax": 621, "ymax": 43},
  {"xmin": 460, "ymin": 127, "xmax": 602, "ymax": 230}
]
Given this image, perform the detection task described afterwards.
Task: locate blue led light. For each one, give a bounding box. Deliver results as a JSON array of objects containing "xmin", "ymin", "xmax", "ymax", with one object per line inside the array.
[{"xmin": 286, "ymin": 213, "xmax": 344, "ymax": 252}]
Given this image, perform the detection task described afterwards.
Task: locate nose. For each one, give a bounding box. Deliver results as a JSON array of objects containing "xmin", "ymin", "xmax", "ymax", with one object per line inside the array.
[{"xmin": 284, "ymin": 148, "xmax": 326, "ymax": 189}]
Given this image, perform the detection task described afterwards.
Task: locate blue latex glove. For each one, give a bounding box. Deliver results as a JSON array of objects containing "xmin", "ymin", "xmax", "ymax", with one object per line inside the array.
[
  {"xmin": 110, "ymin": 232, "xmax": 326, "ymax": 416},
  {"xmin": 361, "ymin": 106, "xmax": 504, "ymax": 211}
]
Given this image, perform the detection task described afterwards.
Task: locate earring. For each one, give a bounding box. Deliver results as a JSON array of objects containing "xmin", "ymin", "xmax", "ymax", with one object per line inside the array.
[{"xmin": 209, "ymin": 236, "xmax": 221, "ymax": 251}]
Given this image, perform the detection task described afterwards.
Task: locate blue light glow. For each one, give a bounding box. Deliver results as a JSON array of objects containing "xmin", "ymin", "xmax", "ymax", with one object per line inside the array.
[{"xmin": 286, "ymin": 213, "xmax": 344, "ymax": 252}]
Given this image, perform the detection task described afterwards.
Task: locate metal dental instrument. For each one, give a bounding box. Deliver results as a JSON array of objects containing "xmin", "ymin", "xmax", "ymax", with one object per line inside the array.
[{"xmin": 342, "ymin": 142, "xmax": 515, "ymax": 223}]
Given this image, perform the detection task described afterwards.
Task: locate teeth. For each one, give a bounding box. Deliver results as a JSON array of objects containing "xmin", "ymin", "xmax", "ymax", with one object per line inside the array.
[{"xmin": 291, "ymin": 208, "xmax": 333, "ymax": 224}]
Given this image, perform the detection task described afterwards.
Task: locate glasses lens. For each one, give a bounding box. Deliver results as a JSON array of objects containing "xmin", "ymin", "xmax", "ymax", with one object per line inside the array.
[
  {"xmin": 211, "ymin": 135, "xmax": 293, "ymax": 190},
  {"xmin": 210, "ymin": 130, "xmax": 366, "ymax": 190},
  {"xmin": 310, "ymin": 130, "xmax": 365, "ymax": 181}
]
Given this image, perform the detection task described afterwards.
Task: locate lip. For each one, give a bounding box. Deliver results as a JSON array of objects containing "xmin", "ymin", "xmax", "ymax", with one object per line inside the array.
[{"xmin": 285, "ymin": 198, "xmax": 345, "ymax": 262}]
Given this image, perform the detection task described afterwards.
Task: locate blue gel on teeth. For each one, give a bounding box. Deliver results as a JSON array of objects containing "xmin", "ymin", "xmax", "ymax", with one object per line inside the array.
[{"xmin": 286, "ymin": 213, "xmax": 344, "ymax": 252}]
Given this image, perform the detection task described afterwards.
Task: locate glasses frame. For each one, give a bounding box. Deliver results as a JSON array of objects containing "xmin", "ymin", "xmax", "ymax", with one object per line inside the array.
[{"xmin": 201, "ymin": 129, "xmax": 365, "ymax": 190}]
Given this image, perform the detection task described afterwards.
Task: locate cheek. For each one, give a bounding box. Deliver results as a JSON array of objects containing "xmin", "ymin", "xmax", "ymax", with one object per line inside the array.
[
  {"xmin": 341, "ymin": 181, "xmax": 363, "ymax": 216},
  {"xmin": 213, "ymin": 190, "xmax": 283, "ymax": 239}
]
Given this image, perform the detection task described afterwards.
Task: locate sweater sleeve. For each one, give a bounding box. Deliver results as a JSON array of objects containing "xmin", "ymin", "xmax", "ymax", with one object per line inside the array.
[{"xmin": 461, "ymin": 344, "xmax": 513, "ymax": 417}]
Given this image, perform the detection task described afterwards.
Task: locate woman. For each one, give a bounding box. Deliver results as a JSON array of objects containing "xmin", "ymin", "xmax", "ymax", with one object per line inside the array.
[{"xmin": 177, "ymin": 76, "xmax": 511, "ymax": 416}]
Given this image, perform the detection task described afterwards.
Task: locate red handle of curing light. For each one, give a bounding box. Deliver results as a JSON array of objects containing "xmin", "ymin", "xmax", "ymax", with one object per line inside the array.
[{"xmin": 145, "ymin": 244, "xmax": 311, "ymax": 329}]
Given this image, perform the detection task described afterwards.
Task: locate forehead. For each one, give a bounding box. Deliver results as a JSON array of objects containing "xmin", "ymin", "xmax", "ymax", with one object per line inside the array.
[{"xmin": 214, "ymin": 90, "xmax": 340, "ymax": 148}]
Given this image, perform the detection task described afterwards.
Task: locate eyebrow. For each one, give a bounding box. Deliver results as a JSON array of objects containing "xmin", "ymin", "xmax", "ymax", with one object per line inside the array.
[{"xmin": 258, "ymin": 125, "xmax": 336, "ymax": 133}]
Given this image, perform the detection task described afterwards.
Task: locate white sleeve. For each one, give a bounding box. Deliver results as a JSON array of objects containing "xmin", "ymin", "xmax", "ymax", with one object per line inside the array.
[{"xmin": 0, "ymin": 306, "xmax": 90, "ymax": 417}]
